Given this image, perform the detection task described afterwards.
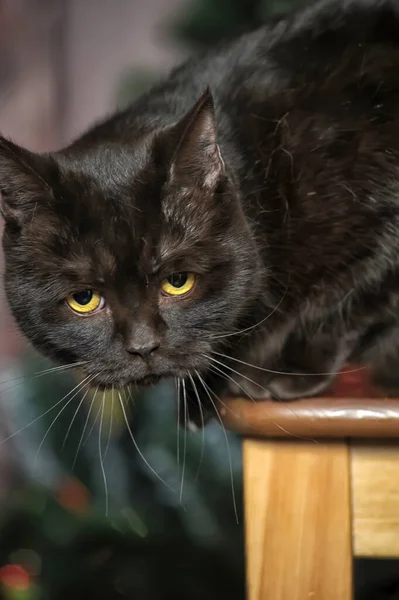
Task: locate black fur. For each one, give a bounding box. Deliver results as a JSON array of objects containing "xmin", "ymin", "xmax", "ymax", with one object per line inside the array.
[{"xmin": 2, "ymin": 0, "xmax": 399, "ymax": 425}]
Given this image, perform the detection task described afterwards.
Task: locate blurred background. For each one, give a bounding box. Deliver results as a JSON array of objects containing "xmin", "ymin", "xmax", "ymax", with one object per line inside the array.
[{"xmin": 0, "ymin": 1, "xmax": 398, "ymax": 599}]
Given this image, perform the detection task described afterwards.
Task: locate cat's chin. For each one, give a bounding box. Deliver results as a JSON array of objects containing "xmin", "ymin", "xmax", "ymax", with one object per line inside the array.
[
  {"xmin": 135, "ymin": 374, "xmax": 162, "ymax": 387},
  {"xmin": 95, "ymin": 373, "xmax": 164, "ymax": 390}
]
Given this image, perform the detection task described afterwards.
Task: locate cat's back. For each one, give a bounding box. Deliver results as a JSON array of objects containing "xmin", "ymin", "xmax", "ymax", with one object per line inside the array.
[
  {"xmin": 217, "ymin": 0, "xmax": 399, "ymax": 115},
  {"xmin": 72, "ymin": 0, "xmax": 399, "ymax": 152},
  {"xmin": 140, "ymin": 1, "xmax": 399, "ymax": 99}
]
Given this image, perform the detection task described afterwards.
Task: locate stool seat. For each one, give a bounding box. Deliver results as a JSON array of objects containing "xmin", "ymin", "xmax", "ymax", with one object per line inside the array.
[
  {"xmin": 218, "ymin": 367, "xmax": 399, "ymax": 600},
  {"xmin": 220, "ymin": 366, "xmax": 399, "ymax": 438}
]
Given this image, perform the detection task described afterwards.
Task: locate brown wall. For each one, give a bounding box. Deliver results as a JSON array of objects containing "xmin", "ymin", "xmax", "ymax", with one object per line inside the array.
[
  {"xmin": 0, "ymin": 0, "xmax": 64, "ymax": 364},
  {"xmin": 0, "ymin": 0, "xmax": 186, "ymax": 366},
  {"xmin": 64, "ymin": 0, "xmax": 184, "ymax": 141}
]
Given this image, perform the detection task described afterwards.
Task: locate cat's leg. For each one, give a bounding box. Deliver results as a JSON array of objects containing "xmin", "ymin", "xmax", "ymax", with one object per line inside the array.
[
  {"xmin": 226, "ymin": 328, "xmax": 359, "ymax": 401},
  {"xmin": 265, "ymin": 329, "xmax": 351, "ymax": 399},
  {"xmin": 265, "ymin": 364, "xmax": 338, "ymax": 400}
]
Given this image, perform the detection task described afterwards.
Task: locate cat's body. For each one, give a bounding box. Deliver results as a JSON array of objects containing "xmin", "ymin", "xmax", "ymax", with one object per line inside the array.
[{"xmin": 2, "ymin": 0, "xmax": 399, "ymax": 424}]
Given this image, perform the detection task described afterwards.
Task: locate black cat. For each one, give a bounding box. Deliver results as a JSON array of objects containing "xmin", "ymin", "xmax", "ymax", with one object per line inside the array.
[{"xmin": 2, "ymin": 0, "xmax": 399, "ymax": 425}]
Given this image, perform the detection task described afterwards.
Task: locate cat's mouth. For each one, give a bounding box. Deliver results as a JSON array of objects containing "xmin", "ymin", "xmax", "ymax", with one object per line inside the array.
[
  {"xmin": 83, "ymin": 356, "xmax": 209, "ymax": 391},
  {"xmin": 83, "ymin": 353, "xmax": 209, "ymax": 390}
]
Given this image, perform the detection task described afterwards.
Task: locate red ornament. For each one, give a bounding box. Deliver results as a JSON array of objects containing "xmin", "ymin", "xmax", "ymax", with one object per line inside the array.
[
  {"xmin": 0, "ymin": 564, "xmax": 30, "ymax": 591},
  {"xmin": 55, "ymin": 476, "xmax": 91, "ymax": 514}
]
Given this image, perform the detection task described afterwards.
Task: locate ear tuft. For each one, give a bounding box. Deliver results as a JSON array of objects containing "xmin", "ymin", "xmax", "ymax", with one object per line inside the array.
[{"xmin": 169, "ymin": 88, "xmax": 224, "ymax": 188}]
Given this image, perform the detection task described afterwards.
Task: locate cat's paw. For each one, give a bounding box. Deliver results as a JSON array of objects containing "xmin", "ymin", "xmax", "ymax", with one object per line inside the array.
[
  {"xmin": 266, "ymin": 372, "xmax": 333, "ymax": 400},
  {"xmin": 227, "ymin": 377, "xmax": 272, "ymax": 400},
  {"xmin": 225, "ymin": 366, "xmax": 334, "ymax": 401}
]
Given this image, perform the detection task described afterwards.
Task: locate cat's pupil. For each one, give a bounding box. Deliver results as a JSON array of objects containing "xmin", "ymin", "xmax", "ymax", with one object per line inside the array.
[
  {"xmin": 73, "ymin": 290, "xmax": 93, "ymax": 305},
  {"xmin": 168, "ymin": 273, "xmax": 188, "ymax": 288}
]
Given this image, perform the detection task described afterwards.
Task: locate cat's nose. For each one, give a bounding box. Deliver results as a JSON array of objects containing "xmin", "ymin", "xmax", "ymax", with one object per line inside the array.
[
  {"xmin": 126, "ymin": 340, "xmax": 160, "ymax": 358},
  {"xmin": 125, "ymin": 324, "xmax": 160, "ymax": 358}
]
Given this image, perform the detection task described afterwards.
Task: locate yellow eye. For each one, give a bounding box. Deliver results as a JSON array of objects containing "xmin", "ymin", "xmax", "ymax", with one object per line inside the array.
[
  {"xmin": 161, "ymin": 272, "xmax": 196, "ymax": 297},
  {"xmin": 66, "ymin": 290, "xmax": 104, "ymax": 314}
]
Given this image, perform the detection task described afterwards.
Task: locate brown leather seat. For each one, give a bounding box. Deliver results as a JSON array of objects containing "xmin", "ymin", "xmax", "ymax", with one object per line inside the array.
[{"xmin": 220, "ymin": 366, "xmax": 399, "ymax": 438}]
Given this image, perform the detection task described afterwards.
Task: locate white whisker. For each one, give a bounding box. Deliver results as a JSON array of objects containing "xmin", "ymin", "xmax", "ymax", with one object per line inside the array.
[
  {"xmin": 0, "ymin": 361, "xmax": 87, "ymax": 392},
  {"xmin": 1, "ymin": 373, "xmax": 91, "ymax": 445},
  {"xmin": 210, "ymin": 285, "xmax": 288, "ymax": 340},
  {"xmin": 61, "ymin": 386, "xmax": 91, "ymax": 451},
  {"xmin": 176, "ymin": 377, "xmax": 181, "ymax": 467},
  {"xmin": 117, "ymin": 390, "xmax": 175, "ymax": 494},
  {"xmin": 104, "ymin": 386, "xmax": 114, "ymax": 459},
  {"xmin": 188, "ymin": 374, "xmax": 205, "ymax": 484},
  {"xmin": 33, "ymin": 373, "xmax": 95, "ymax": 469},
  {"xmin": 99, "ymin": 391, "xmax": 109, "ymax": 517},
  {"xmin": 210, "ymin": 351, "xmax": 366, "ymax": 378},
  {"xmin": 195, "ymin": 370, "xmax": 239, "ymax": 524},
  {"xmin": 82, "ymin": 397, "xmax": 103, "ymax": 446},
  {"xmin": 127, "ymin": 386, "xmax": 135, "ymax": 405},
  {"xmin": 207, "ymin": 355, "xmax": 267, "ymax": 400},
  {"xmin": 73, "ymin": 386, "xmax": 99, "ymax": 468},
  {"xmin": 208, "ymin": 361, "xmax": 318, "ymax": 442},
  {"xmin": 179, "ymin": 378, "xmax": 188, "ymax": 503}
]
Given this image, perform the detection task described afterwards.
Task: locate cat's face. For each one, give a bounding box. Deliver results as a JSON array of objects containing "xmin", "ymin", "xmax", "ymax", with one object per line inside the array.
[{"xmin": 0, "ymin": 91, "xmax": 260, "ymax": 389}]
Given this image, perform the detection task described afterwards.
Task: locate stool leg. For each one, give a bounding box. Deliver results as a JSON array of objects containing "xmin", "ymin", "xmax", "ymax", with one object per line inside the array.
[{"xmin": 243, "ymin": 439, "xmax": 353, "ymax": 600}]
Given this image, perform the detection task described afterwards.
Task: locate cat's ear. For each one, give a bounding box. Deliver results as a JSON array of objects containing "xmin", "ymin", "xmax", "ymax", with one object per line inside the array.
[
  {"xmin": 0, "ymin": 137, "xmax": 53, "ymax": 226},
  {"xmin": 169, "ymin": 88, "xmax": 224, "ymax": 188}
]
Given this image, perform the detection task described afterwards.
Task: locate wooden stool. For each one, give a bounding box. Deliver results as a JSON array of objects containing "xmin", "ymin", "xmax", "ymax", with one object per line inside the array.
[{"xmin": 220, "ymin": 368, "xmax": 399, "ymax": 600}]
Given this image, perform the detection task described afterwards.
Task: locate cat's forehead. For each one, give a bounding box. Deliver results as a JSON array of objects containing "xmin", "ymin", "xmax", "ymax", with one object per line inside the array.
[
  {"xmin": 46, "ymin": 196, "xmax": 212, "ymax": 287},
  {"xmin": 33, "ymin": 190, "xmax": 191, "ymax": 283},
  {"xmin": 55, "ymin": 141, "xmax": 165, "ymax": 225},
  {"xmin": 32, "ymin": 140, "xmax": 218, "ymax": 282},
  {"xmin": 59, "ymin": 134, "xmax": 154, "ymax": 184},
  {"xmin": 57, "ymin": 204, "xmax": 163, "ymax": 273},
  {"xmin": 33, "ymin": 219, "xmax": 161, "ymax": 288}
]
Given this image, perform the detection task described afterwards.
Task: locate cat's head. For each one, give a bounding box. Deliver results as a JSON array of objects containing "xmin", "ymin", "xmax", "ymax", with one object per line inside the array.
[{"xmin": 0, "ymin": 90, "xmax": 260, "ymax": 389}]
